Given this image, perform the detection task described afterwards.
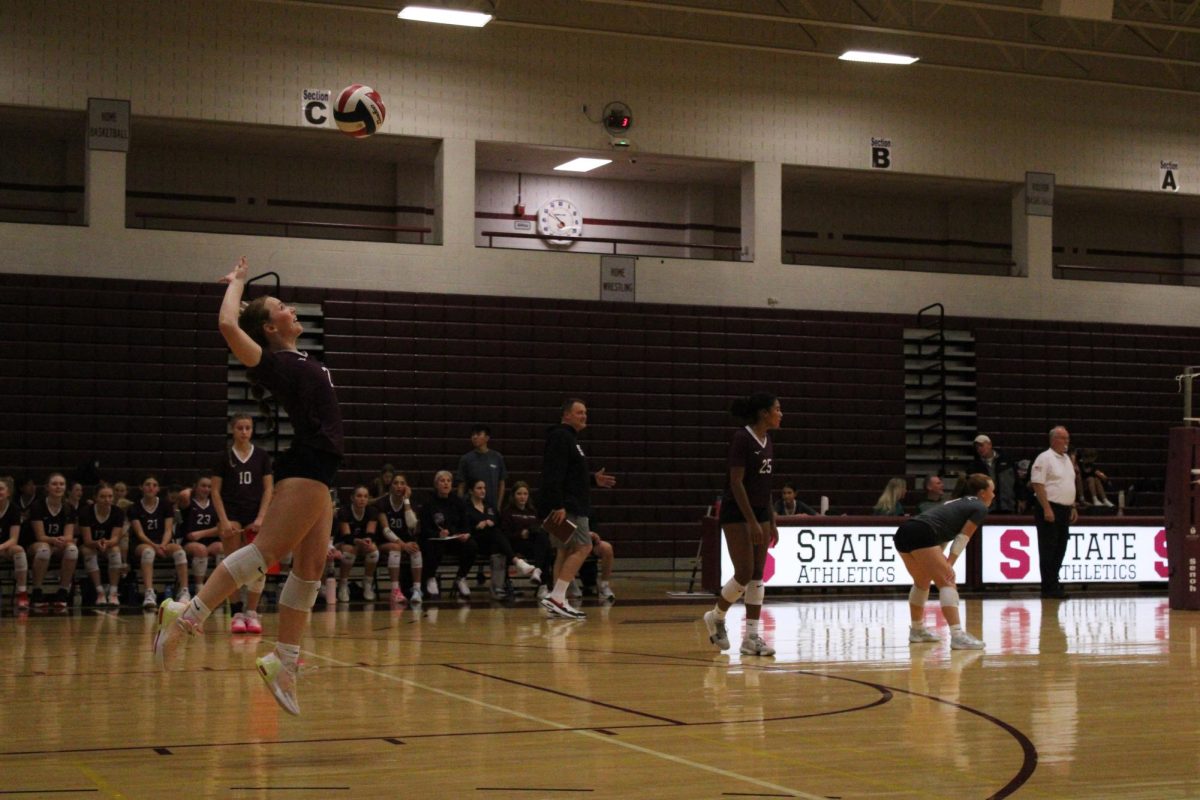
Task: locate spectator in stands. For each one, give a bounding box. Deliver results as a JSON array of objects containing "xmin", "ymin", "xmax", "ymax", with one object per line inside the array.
[
  {"xmin": 917, "ymin": 475, "xmax": 945, "ymax": 513},
  {"xmin": 872, "ymin": 478, "xmax": 908, "ymax": 515},
  {"xmin": 16, "ymin": 474, "xmax": 38, "ymax": 520},
  {"xmin": 181, "ymin": 476, "xmax": 222, "ymax": 598},
  {"xmin": 79, "ymin": 482, "xmax": 125, "ymax": 606},
  {"xmin": 456, "ymin": 424, "xmax": 508, "ymax": 509},
  {"xmin": 374, "ymin": 472, "xmax": 423, "ymax": 605},
  {"xmin": 967, "ymin": 434, "xmax": 1017, "ymax": 512},
  {"xmin": 501, "ymin": 481, "xmax": 549, "ymax": 595},
  {"xmin": 1077, "ymin": 448, "xmax": 1114, "ymax": 507},
  {"xmin": 129, "ymin": 474, "xmax": 187, "ymax": 609},
  {"xmin": 773, "ymin": 482, "xmax": 817, "ymax": 516},
  {"xmin": 370, "ymin": 463, "xmax": 396, "ymax": 501},
  {"xmin": 1031, "ymin": 426, "xmax": 1076, "ymax": 599},
  {"xmin": 27, "ymin": 472, "xmax": 79, "ymax": 611},
  {"xmin": 66, "ymin": 481, "xmax": 85, "ymax": 512},
  {"xmin": 0, "ymin": 478, "xmax": 30, "ymax": 611},
  {"xmin": 465, "ymin": 478, "xmax": 536, "ymax": 599},
  {"xmin": 335, "ymin": 485, "xmax": 380, "ymax": 602},
  {"xmin": 418, "ymin": 470, "xmax": 478, "ymax": 599},
  {"xmin": 1014, "ymin": 459, "xmax": 1034, "ymax": 513},
  {"xmin": 112, "ymin": 480, "xmax": 133, "ymax": 511}
]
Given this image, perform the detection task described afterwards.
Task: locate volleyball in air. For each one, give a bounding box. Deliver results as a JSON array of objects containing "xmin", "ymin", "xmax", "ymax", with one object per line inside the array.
[{"xmin": 333, "ymin": 84, "xmax": 386, "ymax": 138}]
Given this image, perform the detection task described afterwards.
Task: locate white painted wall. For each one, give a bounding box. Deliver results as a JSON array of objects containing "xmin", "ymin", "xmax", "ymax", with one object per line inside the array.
[{"xmin": 1, "ymin": 0, "xmax": 1198, "ymax": 325}]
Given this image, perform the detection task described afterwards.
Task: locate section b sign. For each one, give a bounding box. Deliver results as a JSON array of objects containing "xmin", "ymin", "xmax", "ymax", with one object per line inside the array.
[
  {"xmin": 871, "ymin": 137, "xmax": 892, "ymax": 170},
  {"xmin": 301, "ymin": 89, "xmax": 334, "ymax": 128}
]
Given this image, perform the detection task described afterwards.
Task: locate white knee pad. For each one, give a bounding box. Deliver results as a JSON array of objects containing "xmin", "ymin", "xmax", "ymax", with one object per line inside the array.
[
  {"xmin": 107, "ymin": 550, "xmax": 122, "ymax": 570},
  {"xmin": 410, "ymin": 551, "xmax": 422, "ymax": 569},
  {"xmin": 63, "ymin": 543, "xmax": 78, "ymax": 561},
  {"xmin": 365, "ymin": 550, "xmax": 379, "ymax": 566},
  {"xmin": 247, "ymin": 573, "xmax": 266, "ymax": 593},
  {"xmin": 222, "ymin": 543, "xmax": 267, "ymax": 586},
  {"xmin": 938, "ymin": 586, "xmax": 960, "ymax": 610},
  {"xmin": 278, "ymin": 572, "xmax": 321, "ymax": 611},
  {"xmin": 720, "ymin": 578, "xmax": 746, "ymax": 605},
  {"xmin": 388, "ymin": 551, "xmax": 403, "ymax": 569},
  {"xmin": 172, "ymin": 549, "xmax": 188, "ymax": 565},
  {"xmin": 85, "ymin": 553, "xmax": 99, "ymax": 573},
  {"xmin": 140, "ymin": 548, "xmax": 156, "ymax": 565},
  {"xmin": 191, "ymin": 556, "xmax": 210, "ymax": 579},
  {"xmin": 340, "ymin": 550, "xmax": 358, "ymax": 568},
  {"xmin": 744, "ymin": 580, "xmax": 765, "ymax": 606},
  {"xmin": 909, "ymin": 585, "xmax": 930, "ymax": 607},
  {"xmin": 13, "ymin": 550, "xmax": 28, "ymax": 571}
]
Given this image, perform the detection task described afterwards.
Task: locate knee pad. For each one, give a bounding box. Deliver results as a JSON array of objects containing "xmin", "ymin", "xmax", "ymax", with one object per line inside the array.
[
  {"xmin": 191, "ymin": 555, "xmax": 210, "ymax": 579},
  {"xmin": 410, "ymin": 551, "xmax": 422, "ymax": 569},
  {"xmin": 33, "ymin": 546, "xmax": 51, "ymax": 563},
  {"xmin": 222, "ymin": 543, "xmax": 267, "ymax": 586},
  {"xmin": 340, "ymin": 550, "xmax": 358, "ymax": 569},
  {"xmin": 909, "ymin": 585, "xmax": 930, "ymax": 607},
  {"xmin": 720, "ymin": 578, "xmax": 746, "ymax": 605},
  {"xmin": 63, "ymin": 543, "xmax": 78, "ymax": 561},
  {"xmin": 247, "ymin": 573, "xmax": 266, "ymax": 593},
  {"xmin": 744, "ymin": 580, "xmax": 765, "ymax": 606},
  {"xmin": 388, "ymin": 551, "xmax": 403, "ymax": 569},
  {"xmin": 278, "ymin": 572, "xmax": 321, "ymax": 612},
  {"xmin": 172, "ymin": 549, "xmax": 188, "ymax": 565},
  {"xmin": 85, "ymin": 553, "xmax": 99, "ymax": 573},
  {"xmin": 13, "ymin": 550, "xmax": 27, "ymax": 571},
  {"xmin": 107, "ymin": 550, "xmax": 122, "ymax": 570},
  {"xmin": 938, "ymin": 586, "xmax": 960, "ymax": 610},
  {"xmin": 140, "ymin": 548, "xmax": 156, "ymax": 565},
  {"xmin": 364, "ymin": 550, "xmax": 379, "ymax": 566}
]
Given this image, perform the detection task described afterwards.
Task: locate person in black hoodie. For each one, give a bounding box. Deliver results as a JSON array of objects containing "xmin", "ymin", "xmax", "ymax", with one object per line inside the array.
[
  {"xmin": 417, "ymin": 470, "xmax": 478, "ymax": 600},
  {"xmin": 539, "ymin": 398, "xmax": 616, "ymax": 620}
]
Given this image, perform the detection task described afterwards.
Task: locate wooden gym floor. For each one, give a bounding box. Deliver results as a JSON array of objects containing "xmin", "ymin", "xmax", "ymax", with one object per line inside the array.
[{"xmin": 0, "ymin": 579, "xmax": 1197, "ymax": 799}]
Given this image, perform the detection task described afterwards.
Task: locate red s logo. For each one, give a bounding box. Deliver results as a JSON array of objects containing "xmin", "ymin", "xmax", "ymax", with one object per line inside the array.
[
  {"xmin": 1000, "ymin": 529, "xmax": 1031, "ymax": 579},
  {"xmin": 1155, "ymin": 529, "xmax": 1169, "ymax": 578}
]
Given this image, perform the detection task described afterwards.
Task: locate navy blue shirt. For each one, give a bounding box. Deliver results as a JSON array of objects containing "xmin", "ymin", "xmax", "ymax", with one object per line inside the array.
[{"xmin": 248, "ymin": 349, "xmax": 344, "ymax": 455}]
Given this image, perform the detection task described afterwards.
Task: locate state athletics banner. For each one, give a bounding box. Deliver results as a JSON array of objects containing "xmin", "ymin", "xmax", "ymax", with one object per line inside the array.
[
  {"xmin": 720, "ymin": 525, "xmax": 968, "ymax": 588},
  {"xmin": 981, "ymin": 524, "xmax": 1168, "ymax": 584}
]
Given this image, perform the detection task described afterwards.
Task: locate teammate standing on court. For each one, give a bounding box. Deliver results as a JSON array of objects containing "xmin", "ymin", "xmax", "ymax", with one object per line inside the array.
[
  {"xmin": 703, "ymin": 393, "xmax": 780, "ymax": 656},
  {"xmin": 155, "ymin": 256, "xmax": 343, "ymax": 716},
  {"xmin": 211, "ymin": 412, "xmax": 274, "ymax": 633},
  {"xmin": 539, "ymin": 398, "xmax": 616, "ymax": 620},
  {"xmin": 893, "ymin": 474, "xmax": 991, "ymax": 649}
]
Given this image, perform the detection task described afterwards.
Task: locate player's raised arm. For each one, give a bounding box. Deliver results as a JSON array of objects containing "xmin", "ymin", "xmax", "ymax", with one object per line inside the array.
[{"xmin": 218, "ymin": 256, "xmax": 262, "ymax": 368}]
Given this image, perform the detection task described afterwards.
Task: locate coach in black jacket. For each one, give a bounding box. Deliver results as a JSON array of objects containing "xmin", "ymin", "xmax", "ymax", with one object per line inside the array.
[{"xmin": 538, "ymin": 398, "xmax": 616, "ymax": 619}]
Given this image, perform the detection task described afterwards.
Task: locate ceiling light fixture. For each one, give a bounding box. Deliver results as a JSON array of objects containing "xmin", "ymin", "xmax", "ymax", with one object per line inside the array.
[
  {"xmin": 398, "ymin": 5, "xmax": 493, "ymax": 27},
  {"xmin": 554, "ymin": 158, "xmax": 612, "ymax": 173},
  {"xmin": 839, "ymin": 50, "xmax": 919, "ymax": 65}
]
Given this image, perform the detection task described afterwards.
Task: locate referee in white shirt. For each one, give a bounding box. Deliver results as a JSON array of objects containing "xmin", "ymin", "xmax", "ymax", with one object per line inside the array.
[{"xmin": 1030, "ymin": 426, "xmax": 1076, "ymax": 599}]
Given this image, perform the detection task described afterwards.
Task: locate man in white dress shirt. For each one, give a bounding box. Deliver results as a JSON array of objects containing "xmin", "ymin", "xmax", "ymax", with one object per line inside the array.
[{"xmin": 1030, "ymin": 426, "xmax": 1076, "ymax": 599}]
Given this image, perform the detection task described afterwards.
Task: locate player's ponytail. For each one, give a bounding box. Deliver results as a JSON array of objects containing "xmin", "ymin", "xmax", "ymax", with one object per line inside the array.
[
  {"xmin": 729, "ymin": 392, "xmax": 777, "ymax": 425},
  {"xmin": 238, "ymin": 298, "xmax": 276, "ymax": 430}
]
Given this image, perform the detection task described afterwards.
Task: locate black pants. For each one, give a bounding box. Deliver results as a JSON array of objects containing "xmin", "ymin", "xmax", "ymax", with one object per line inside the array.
[
  {"xmin": 1033, "ymin": 502, "xmax": 1071, "ymax": 592},
  {"xmin": 473, "ymin": 528, "xmax": 516, "ymax": 560},
  {"xmin": 421, "ymin": 536, "xmax": 479, "ymax": 580}
]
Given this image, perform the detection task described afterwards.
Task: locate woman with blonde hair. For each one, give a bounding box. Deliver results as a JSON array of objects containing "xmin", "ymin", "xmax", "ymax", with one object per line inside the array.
[{"xmin": 872, "ymin": 477, "xmax": 908, "ymax": 515}]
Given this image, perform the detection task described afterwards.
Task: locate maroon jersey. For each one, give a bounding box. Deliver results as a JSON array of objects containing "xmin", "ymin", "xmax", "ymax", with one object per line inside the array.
[
  {"xmin": 502, "ymin": 505, "xmax": 540, "ymax": 540},
  {"xmin": 78, "ymin": 504, "xmax": 126, "ymax": 544},
  {"xmin": 373, "ymin": 496, "xmax": 416, "ymax": 541},
  {"xmin": 248, "ymin": 349, "xmax": 344, "ymax": 456},
  {"xmin": 723, "ymin": 426, "xmax": 775, "ymax": 509},
  {"xmin": 214, "ymin": 445, "xmax": 272, "ymax": 525},
  {"xmin": 22, "ymin": 498, "xmax": 76, "ymax": 547},
  {"xmin": 182, "ymin": 498, "xmax": 218, "ymax": 542},
  {"xmin": 336, "ymin": 505, "xmax": 373, "ymax": 545},
  {"xmin": 0, "ymin": 500, "xmax": 22, "ymax": 544},
  {"xmin": 128, "ymin": 498, "xmax": 172, "ymax": 544}
]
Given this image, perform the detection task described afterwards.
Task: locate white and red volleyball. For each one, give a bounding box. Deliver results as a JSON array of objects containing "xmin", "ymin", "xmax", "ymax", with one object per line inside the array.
[{"xmin": 333, "ymin": 84, "xmax": 386, "ymax": 138}]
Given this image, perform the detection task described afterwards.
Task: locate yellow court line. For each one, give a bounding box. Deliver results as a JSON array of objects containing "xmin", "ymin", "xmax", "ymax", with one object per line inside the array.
[
  {"xmin": 74, "ymin": 761, "xmax": 129, "ymax": 800},
  {"xmin": 305, "ymin": 650, "xmax": 825, "ymax": 800}
]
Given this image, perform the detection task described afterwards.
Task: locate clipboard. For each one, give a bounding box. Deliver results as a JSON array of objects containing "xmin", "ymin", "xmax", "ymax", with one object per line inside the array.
[{"xmin": 542, "ymin": 513, "xmax": 577, "ymax": 543}]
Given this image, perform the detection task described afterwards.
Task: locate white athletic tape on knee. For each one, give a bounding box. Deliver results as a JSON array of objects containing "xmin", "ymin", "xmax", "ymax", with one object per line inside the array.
[
  {"xmin": 172, "ymin": 549, "xmax": 187, "ymax": 565},
  {"xmin": 222, "ymin": 543, "xmax": 267, "ymax": 587},
  {"xmin": 744, "ymin": 580, "xmax": 765, "ymax": 606},
  {"xmin": 248, "ymin": 573, "xmax": 266, "ymax": 593},
  {"xmin": 341, "ymin": 550, "xmax": 358, "ymax": 568},
  {"xmin": 410, "ymin": 551, "xmax": 422, "ymax": 569},
  {"xmin": 720, "ymin": 578, "xmax": 746, "ymax": 605},
  {"xmin": 388, "ymin": 551, "xmax": 403, "ymax": 569},
  {"xmin": 140, "ymin": 548, "xmax": 156, "ymax": 565},
  {"xmin": 939, "ymin": 586, "xmax": 960, "ymax": 610},
  {"xmin": 63, "ymin": 544, "xmax": 78, "ymax": 560},
  {"xmin": 85, "ymin": 553, "xmax": 99, "ymax": 573},
  {"xmin": 191, "ymin": 556, "xmax": 210, "ymax": 578},
  {"xmin": 13, "ymin": 550, "xmax": 27, "ymax": 571},
  {"xmin": 909, "ymin": 585, "xmax": 930, "ymax": 607},
  {"xmin": 279, "ymin": 572, "xmax": 321, "ymax": 611},
  {"xmin": 107, "ymin": 550, "xmax": 122, "ymax": 570}
]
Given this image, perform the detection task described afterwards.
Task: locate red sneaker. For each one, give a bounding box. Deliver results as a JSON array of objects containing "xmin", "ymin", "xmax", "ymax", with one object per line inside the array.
[
  {"xmin": 244, "ymin": 612, "xmax": 263, "ymax": 634},
  {"xmin": 15, "ymin": 591, "xmax": 29, "ymax": 611},
  {"xmin": 231, "ymin": 612, "xmax": 247, "ymax": 633}
]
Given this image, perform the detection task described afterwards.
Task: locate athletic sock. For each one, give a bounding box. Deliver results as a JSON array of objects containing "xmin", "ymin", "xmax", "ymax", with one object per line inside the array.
[
  {"xmin": 182, "ymin": 596, "xmax": 212, "ymax": 626},
  {"xmin": 745, "ymin": 618, "xmax": 760, "ymax": 636},
  {"xmin": 550, "ymin": 579, "xmax": 570, "ymax": 603},
  {"xmin": 949, "ymin": 624, "xmax": 963, "ymax": 634},
  {"xmin": 910, "ymin": 622, "xmax": 926, "ymax": 631},
  {"xmin": 275, "ymin": 641, "xmax": 301, "ymax": 668},
  {"xmin": 712, "ymin": 605, "xmax": 727, "ymax": 621}
]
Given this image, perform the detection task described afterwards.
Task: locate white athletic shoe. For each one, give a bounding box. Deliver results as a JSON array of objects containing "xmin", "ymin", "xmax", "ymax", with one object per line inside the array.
[
  {"xmin": 363, "ymin": 580, "xmax": 376, "ymax": 601},
  {"xmin": 740, "ymin": 634, "xmax": 776, "ymax": 657},
  {"xmin": 93, "ymin": 587, "xmax": 109, "ymax": 606},
  {"xmin": 107, "ymin": 586, "xmax": 120, "ymax": 606},
  {"xmin": 177, "ymin": 588, "xmax": 191, "ymax": 604},
  {"xmin": 153, "ymin": 599, "xmax": 200, "ymax": 670},
  {"xmin": 909, "ymin": 627, "xmax": 942, "ymax": 643},
  {"xmin": 425, "ymin": 577, "xmax": 440, "ymax": 598},
  {"xmin": 337, "ymin": 582, "xmax": 350, "ymax": 603},
  {"xmin": 409, "ymin": 587, "xmax": 423, "ymax": 605},
  {"xmin": 513, "ymin": 557, "xmax": 536, "ymax": 578},
  {"xmin": 703, "ymin": 610, "xmax": 730, "ymax": 650},
  {"xmin": 950, "ymin": 630, "xmax": 986, "ymax": 650},
  {"xmin": 455, "ymin": 577, "xmax": 471, "ymax": 599},
  {"xmin": 142, "ymin": 589, "xmax": 157, "ymax": 610},
  {"xmin": 256, "ymin": 652, "xmax": 300, "ymax": 716},
  {"xmin": 598, "ymin": 582, "xmax": 615, "ymax": 602},
  {"xmin": 541, "ymin": 596, "xmax": 586, "ymax": 620}
]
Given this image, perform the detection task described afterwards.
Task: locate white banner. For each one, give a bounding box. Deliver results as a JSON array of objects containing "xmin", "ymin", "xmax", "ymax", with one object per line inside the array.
[
  {"xmin": 981, "ymin": 524, "xmax": 1168, "ymax": 584},
  {"xmin": 721, "ymin": 525, "xmax": 967, "ymax": 588}
]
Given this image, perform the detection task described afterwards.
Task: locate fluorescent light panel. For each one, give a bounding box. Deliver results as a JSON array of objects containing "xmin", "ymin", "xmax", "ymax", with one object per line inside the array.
[
  {"xmin": 554, "ymin": 158, "xmax": 612, "ymax": 173},
  {"xmin": 839, "ymin": 50, "xmax": 919, "ymax": 65},
  {"xmin": 398, "ymin": 6, "xmax": 493, "ymax": 27}
]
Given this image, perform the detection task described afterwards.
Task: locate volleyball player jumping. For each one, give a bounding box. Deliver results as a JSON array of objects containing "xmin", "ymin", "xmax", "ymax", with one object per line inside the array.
[{"xmin": 154, "ymin": 256, "xmax": 344, "ymax": 715}]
